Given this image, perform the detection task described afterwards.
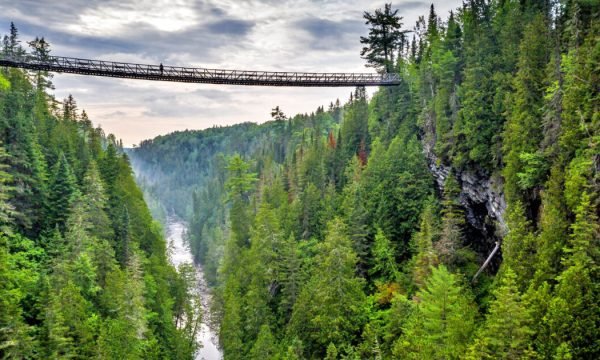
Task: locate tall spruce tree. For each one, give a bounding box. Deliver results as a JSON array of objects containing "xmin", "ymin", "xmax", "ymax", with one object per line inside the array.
[
  {"xmin": 395, "ymin": 265, "xmax": 476, "ymax": 359},
  {"xmin": 360, "ymin": 3, "xmax": 407, "ymax": 73},
  {"xmin": 467, "ymin": 268, "xmax": 535, "ymax": 359},
  {"xmin": 46, "ymin": 153, "xmax": 78, "ymax": 233},
  {"xmin": 288, "ymin": 219, "xmax": 366, "ymax": 357}
]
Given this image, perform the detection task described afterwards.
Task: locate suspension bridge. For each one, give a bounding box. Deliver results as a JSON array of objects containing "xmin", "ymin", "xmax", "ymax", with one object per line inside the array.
[{"xmin": 0, "ymin": 55, "xmax": 400, "ymax": 87}]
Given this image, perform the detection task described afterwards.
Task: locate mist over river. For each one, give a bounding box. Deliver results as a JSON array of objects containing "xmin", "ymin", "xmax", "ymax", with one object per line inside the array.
[{"xmin": 166, "ymin": 218, "xmax": 223, "ymax": 360}]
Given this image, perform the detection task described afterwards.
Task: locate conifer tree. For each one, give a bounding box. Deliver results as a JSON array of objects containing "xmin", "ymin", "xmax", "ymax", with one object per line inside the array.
[
  {"xmin": 435, "ymin": 174, "xmax": 465, "ymax": 268},
  {"xmin": 501, "ymin": 202, "xmax": 537, "ymax": 290},
  {"xmin": 220, "ymin": 274, "xmax": 244, "ymax": 359},
  {"xmin": 545, "ymin": 193, "xmax": 599, "ymax": 359},
  {"xmin": 249, "ymin": 325, "xmax": 277, "ymax": 359},
  {"xmin": 503, "ymin": 15, "xmax": 551, "ymax": 203},
  {"xmin": 369, "ymin": 228, "xmax": 398, "ymax": 282},
  {"xmin": 278, "ymin": 234, "xmax": 303, "ymax": 319},
  {"xmin": 225, "ymin": 154, "xmax": 257, "ymax": 247},
  {"xmin": 2, "ymin": 22, "xmax": 25, "ymax": 56},
  {"xmin": 453, "ymin": 0, "xmax": 501, "ymax": 169},
  {"xmin": 325, "ymin": 342, "xmax": 338, "ymax": 360},
  {"xmin": 288, "ymin": 219, "xmax": 365, "ymax": 357},
  {"xmin": 0, "ymin": 145, "xmax": 16, "ymax": 233},
  {"xmin": 46, "ymin": 153, "xmax": 79, "ymax": 232},
  {"xmin": 81, "ymin": 161, "xmax": 113, "ymax": 239},
  {"xmin": 411, "ymin": 201, "xmax": 439, "ymax": 288},
  {"xmin": 340, "ymin": 89, "xmax": 369, "ymax": 166},
  {"xmin": 467, "ymin": 268, "xmax": 535, "ymax": 359},
  {"xmin": 360, "ymin": 3, "xmax": 407, "ymax": 73},
  {"xmin": 27, "ymin": 37, "xmax": 53, "ymax": 92},
  {"xmin": 340, "ymin": 157, "xmax": 370, "ymax": 274},
  {"xmin": 533, "ymin": 164, "xmax": 568, "ymax": 284},
  {"xmin": 115, "ymin": 205, "xmax": 131, "ymax": 266},
  {"xmin": 395, "ymin": 265, "xmax": 476, "ymax": 359}
]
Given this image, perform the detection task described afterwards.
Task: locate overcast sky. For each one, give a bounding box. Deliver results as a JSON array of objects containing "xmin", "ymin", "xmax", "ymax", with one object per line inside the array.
[{"xmin": 1, "ymin": 0, "xmax": 462, "ymax": 146}]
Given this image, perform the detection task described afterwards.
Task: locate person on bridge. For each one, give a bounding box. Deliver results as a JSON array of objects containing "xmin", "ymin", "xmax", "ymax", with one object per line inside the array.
[{"xmin": 159, "ymin": 63, "xmax": 164, "ymax": 75}]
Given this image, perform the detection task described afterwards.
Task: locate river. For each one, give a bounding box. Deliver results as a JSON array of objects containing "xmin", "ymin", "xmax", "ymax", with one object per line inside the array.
[{"xmin": 166, "ymin": 218, "xmax": 223, "ymax": 360}]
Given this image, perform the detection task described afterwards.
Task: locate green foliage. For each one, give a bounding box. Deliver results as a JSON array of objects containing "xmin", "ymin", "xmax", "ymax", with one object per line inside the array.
[
  {"xmin": 46, "ymin": 152, "xmax": 79, "ymax": 233},
  {"xmin": 125, "ymin": 3, "xmax": 599, "ymax": 358},
  {"xmin": 288, "ymin": 219, "xmax": 366, "ymax": 357},
  {"xmin": 534, "ymin": 165, "xmax": 568, "ymax": 283},
  {"xmin": 226, "ymin": 154, "xmax": 257, "ymax": 247},
  {"xmin": 544, "ymin": 192, "xmax": 599, "ymax": 359},
  {"xmin": 435, "ymin": 174, "xmax": 467, "ymax": 269},
  {"xmin": 503, "ymin": 14, "xmax": 551, "ymax": 203},
  {"xmin": 501, "ymin": 202, "xmax": 537, "ymax": 290},
  {"xmin": 249, "ymin": 325, "xmax": 278, "ymax": 360},
  {"xmin": 516, "ymin": 152, "xmax": 550, "ymax": 190},
  {"xmin": 0, "ymin": 73, "xmax": 9, "ymax": 90},
  {"xmin": 0, "ymin": 25, "xmax": 195, "ymax": 359},
  {"xmin": 394, "ymin": 265, "xmax": 476, "ymax": 359},
  {"xmin": 360, "ymin": 3, "xmax": 407, "ymax": 73},
  {"xmin": 411, "ymin": 200, "xmax": 439, "ymax": 289},
  {"xmin": 325, "ymin": 342, "xmax": 338, "ymax": 360},
  {"xmin": 369, "ymin": 228, "xmax": 398, "ymax": 282},
  {"xmin": 467, "ymin": 268, "xmax": 535, "ymax": 359},
  {"xmin": 362, "ymin": 135, "xmax": 433, "ymax": 259},
  {"xmin": 0, "ymin": 145, "xmax": 16, "ymax": 233}
]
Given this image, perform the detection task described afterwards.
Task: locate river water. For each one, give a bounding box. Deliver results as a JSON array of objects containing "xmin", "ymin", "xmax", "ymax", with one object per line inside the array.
[{"xmin": 166, "ymin": 218, "xmax": 223, "ymax": 360}]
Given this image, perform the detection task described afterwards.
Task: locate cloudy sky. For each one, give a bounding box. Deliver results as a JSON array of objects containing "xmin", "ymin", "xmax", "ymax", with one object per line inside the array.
[{"xmin": 1, "ymin": 0, "xmax": 462, "ymax": 146}]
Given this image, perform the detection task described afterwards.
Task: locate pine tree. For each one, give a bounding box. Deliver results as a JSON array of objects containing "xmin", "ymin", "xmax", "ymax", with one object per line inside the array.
[
  {"xmin": 369, "ymin": 228, "xmax": 398, "ymax": 282},
  {"xmin": 435, "ymin": 174, "xmax": 465, "ymax": 268},
  {"xmin": 98, "ymin": 253, "xmax": 147, "ymax": 359},
  {"xmin": 249, "ymin": 325, "xmax": 277, "ymax": 359},
  {"xmin": 411, "ymin": 201, "xmax": 439, "ymax": 288},
  {"xmin": 278, "ymin": 234, "xmax": 302, "ymax": 320},
  {"xmin": 545, "ymin": 193, "xmax": 599, "ymax": 358},
  {"xmin": 225, "ymin": 154, "xmax": 257, "ymax": 247},
  {"xmin": 220, "ymin": 274, "xmax": 245, "ymax": 359},
  {"xmin": 45, "ymin": 279, "xmax": 97, "ymax": 358},
  {"xmin": 46, "ymin": 153, "xmax": 79, "ymax": 233},
  {"xmin": 503, "ymin": 15, "xmax": 551, "ymax": 203},
  {"xmin": 358, "ymin": 323, "xmax": 383, "ymax": 360},
  {"xmin": 2, "ymin": 22, "xmax": 25, "ymax": 57},
  {"xmin": 533, "ymin": 164, "xmax": 568, "ymax": 284},
  {"xmin": 467, "ymin": 268, "xmax": 535, "ymax": 359},
  {"xmin": 325, "ymin": 342, "xmax": 338, "ymax": 360},
  {"xmin": 27, "ymin": 37, "xmax": 53, "ymax": 92},
  {"xmin": 395, "ymin": 265, "xmax": 476, "ymax": 359},
  {"xmin": 340, "ymin": 157, "xmax": 370, "ymax": 275},
  {"xmin": 426, "ymin": 4, "xmax": 439, "ymax": 41},
  {"xmin": 0, "ymin": 145, "xmax": 16, "ymax": 233},
  {"xmin": 81, "ymin": 161, "xmax": 113, "ymax": 239},
  {"xmin": 453, "ymin": 0, "xmax": 502, "ymax": 169},
  {"xmin": 288, "ymin": 219, "xmax": 366, "ymax": 357},
  {"xmin": 501, "ymin": 201, "xmax": 537, "ymax": 290},
  {"xmin": 115, "ymin": 205, "xmax": 131, "ymax": 266},
  {"xmin": 339, "ymin": 90, "xmax": 369, "ymax": 166},
  {"xmin": 360, "ymin": 3, "xmax": 407, "ymax": 73},
  {"xmin": 270, "ymin": 106, "xmax": 286, "ymax": 121}
]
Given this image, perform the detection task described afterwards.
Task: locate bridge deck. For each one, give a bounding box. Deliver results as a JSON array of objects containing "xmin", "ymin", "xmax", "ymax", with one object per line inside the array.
[{"xmin": 0, "ymin": 55, "xmax": 400, "ymax": 87}]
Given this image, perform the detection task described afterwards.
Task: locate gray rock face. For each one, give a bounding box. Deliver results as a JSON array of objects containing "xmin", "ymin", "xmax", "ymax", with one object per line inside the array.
[{"xmin": 425, "ymin": 150, "xmax": 507, "ymax": 240}]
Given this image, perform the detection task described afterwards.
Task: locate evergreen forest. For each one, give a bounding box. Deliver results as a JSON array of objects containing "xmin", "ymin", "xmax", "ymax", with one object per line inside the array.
[
  {"xmin": 0, "ymin": 25, "xmax": 200, "ymax": 358},
  {"xmin": 0, "ymin": 0, "xmax": 598, "ymax": 359},
  {"xmin": 131, "ymin": 1, "xmax": 599, "ymax": 359}
]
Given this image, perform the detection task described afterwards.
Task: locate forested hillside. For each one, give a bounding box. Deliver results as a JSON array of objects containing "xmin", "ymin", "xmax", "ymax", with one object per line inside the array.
[
  {"xmin": 0, "ymin": 26, "xmax": 198, "ymax": 359},
  {"xmin": 130, "ymin": 1, "xmax": 599, "ymax": 359}
]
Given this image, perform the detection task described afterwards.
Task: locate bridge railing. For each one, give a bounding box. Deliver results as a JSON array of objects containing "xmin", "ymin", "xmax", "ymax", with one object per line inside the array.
[{"xmin": 0, "ymin": 54, "xmax": 401, "ymax": 87}]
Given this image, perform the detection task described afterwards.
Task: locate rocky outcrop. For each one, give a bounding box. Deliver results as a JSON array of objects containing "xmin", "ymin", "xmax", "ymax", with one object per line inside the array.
[{"xmin": 423, "ymin": 143, "xmax": 507, "ymax": 242}]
